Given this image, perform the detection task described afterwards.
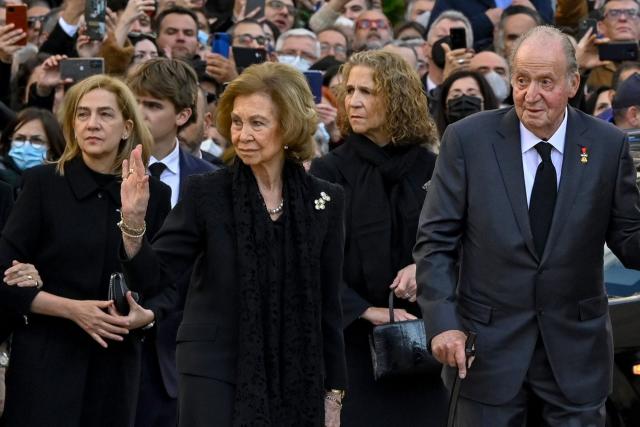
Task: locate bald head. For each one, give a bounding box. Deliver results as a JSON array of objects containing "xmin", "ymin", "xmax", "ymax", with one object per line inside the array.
[
  {"xmin": 382, "ymin": 44, "xmax": 418, "ymax": 70},
  {"xmin": 509, "ymin": 26, "xmax": 577, "ymax": 78}
]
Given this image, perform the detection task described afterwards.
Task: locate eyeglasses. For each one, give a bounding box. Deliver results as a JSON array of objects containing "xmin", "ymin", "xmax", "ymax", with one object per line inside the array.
[
  {"xmin": 266, "ymin": 0, "xmax": 296, "ymax": 15},
  {"xmin": 603, "ymin": 8, "xmax": 640, "ymax": 20},
  {"xmin": 355, "ymin": 19, "xmax": 389, "ymax": 30},
  {"xmin": 11, "ymin": 136, "xmax": 47, "ymax": 147},
  {"xmin": 320, "ymin": 42, "xmax": 347, "ymax": 55},
  {"xmin": 27, "ymin": 15, "xmax": 47, "ymax": 28},
  {"xmin": 233, "ymin": 34, "xmax": 267, "ymax": 46}
]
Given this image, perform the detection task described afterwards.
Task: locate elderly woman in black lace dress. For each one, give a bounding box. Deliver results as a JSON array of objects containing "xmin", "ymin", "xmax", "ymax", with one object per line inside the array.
[{"xmin": 119, "ymin": 62, "xmax": 347, "ymax": 427}]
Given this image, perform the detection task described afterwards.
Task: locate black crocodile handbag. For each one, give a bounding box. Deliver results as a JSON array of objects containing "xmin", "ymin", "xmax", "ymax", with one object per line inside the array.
[{"xmin": 369, "ymin": 292, "xmax": 441, "ymax": 380}]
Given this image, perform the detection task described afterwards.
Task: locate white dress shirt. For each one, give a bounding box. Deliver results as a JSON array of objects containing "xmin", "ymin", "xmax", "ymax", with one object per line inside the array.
[
  {"xmin": 520, "ymin": 108, "xmax": 568, "ymax": 206},
  {"xmin": 149, "ymin": 139, "xmax": 181, "ymax": 208}
]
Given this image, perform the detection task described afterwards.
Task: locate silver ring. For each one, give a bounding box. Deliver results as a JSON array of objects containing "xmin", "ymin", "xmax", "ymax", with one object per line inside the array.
[
  {"xmin": 457, "ymin": 58, "xmax": 465, "ymax": 65},
  {"xmin": 27, "ymin": 275, "xmax": 33, "ymax": 280},
  {"xmin": 404, "ymin": 293, "xmax": 411, "ymax": 298}
]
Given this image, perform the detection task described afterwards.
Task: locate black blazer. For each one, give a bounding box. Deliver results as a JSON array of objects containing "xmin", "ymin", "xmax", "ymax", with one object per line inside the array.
[
  {"xmin": 0, "ymin": 157, "xmax": 171, "ymax": 426},
  {"xmin": 123, "ymin": 168, "xmax": 348, "ymax": 391},
  {"xmin": 415, "ymin": 106, "xmax": 640, "ymax": 406}
]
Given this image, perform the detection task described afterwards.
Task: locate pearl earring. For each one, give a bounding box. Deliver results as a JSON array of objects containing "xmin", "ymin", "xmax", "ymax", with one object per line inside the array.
[{"xmin": 284, "ymin": 145, "xmax": 289, "ymax": 150}]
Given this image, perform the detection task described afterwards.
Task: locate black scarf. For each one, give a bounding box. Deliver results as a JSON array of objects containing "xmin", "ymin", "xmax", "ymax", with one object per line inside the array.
[
  {"xmin": 232, "ymin": 160, "xmax": 325, "ymax": 426},
  {"xmin": 347, "ymin": 133, "xmax": 424, "ymax": 304}
]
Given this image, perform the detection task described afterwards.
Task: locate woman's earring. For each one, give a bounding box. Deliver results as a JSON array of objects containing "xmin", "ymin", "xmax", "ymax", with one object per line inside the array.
[{"xmin": 284, "ymin": 145, "xmax": 289, "ymax": 150}]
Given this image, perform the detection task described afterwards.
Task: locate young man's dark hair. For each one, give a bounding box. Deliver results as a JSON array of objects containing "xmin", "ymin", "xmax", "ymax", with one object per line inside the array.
[
  {"xmin": 153, "ymin": 5, "xmax": 199, "ymax": 34},
  {"xmin": 127, "ymin": 57, "xmax": 199, "ymax": 131}
]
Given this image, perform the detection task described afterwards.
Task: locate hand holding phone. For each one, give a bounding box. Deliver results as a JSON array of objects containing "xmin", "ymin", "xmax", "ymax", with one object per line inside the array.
[
  {"xmin": 60, "ymin": 58, "xmax": 105, "ymax": 83},
  {"xmin": 303, "ymin": 70, "xmax": 323, "ymax": 104},
  {"xmin": 212, "ymin": 32, "xmax": 230, "ymax": 58},
  {"xmin": 0, "ymin": 23, "xmax": 28, "ymax": 61},
  {"xmin": 449, "ymin": 27, "xmax": 467, "ymax": 50},
  {"xmin": 598, "ymin": 41, "xmax": 639, "ymax": 62},
  {"xmin": 85, "ymin": 0, "xmax": 106, "ymax": 41}
]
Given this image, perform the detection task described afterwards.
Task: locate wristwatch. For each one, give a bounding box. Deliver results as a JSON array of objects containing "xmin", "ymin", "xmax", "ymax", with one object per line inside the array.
[{"xmin": 326, "ymin": 389, "xmax": 345, "ymax": 399}]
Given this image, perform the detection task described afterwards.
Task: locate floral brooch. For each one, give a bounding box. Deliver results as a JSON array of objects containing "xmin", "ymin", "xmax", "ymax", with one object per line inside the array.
[{"xmin": 314, "ymin": 191, "xmax": 331, "ymax": 210}]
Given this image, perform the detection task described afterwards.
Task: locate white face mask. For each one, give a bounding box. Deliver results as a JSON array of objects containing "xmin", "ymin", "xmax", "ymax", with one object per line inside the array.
[
  {"xmin": 200, "ymin": 138, "xmax": 224, "ymax": 158},
  {"xmin": 484, "ymin": 70, "xmax": 510, "ymax": 103},
  {"xmin": 278, "ymin": 54, "xmax": 312, "ymax": 72},
  {"xmin": 415, "ymin": 11, "xmax": 431, "ymax": 28}
]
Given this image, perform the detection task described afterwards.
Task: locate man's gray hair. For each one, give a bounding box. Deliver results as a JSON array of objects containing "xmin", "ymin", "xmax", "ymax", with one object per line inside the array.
[
  {"xmin": 275, "ymin": 28, "xmax": 321, "ymax": 58},
  {"xmin": 509, "ymin": 25, "xmax": 578, "ymax": 77},
  {"xmin": 427, "ymin": 10, "xmax": 473, "ymax": 48}
]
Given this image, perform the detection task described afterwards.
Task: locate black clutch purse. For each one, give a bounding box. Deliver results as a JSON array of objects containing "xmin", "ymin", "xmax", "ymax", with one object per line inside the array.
[
  {"xmin": 368, "ymin": 292, "xmax": 441, "ymax": 380},
  {"xmin": 108, "ymin": 272, "xmax": 139, "ymax": 315}
]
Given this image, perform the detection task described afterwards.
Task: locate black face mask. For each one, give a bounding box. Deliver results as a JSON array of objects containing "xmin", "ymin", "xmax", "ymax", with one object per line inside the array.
[
  {"xmin": 446, "ymin": 95, "xmax": 483, "ymax": 124},
  {"xmin": 431, "ymin": 36, "xmax": 451, "ymax": 69}
]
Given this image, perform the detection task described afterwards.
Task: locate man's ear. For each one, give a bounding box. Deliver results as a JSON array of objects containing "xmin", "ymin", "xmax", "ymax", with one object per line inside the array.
[
  {"xmin": 629, "ymin": 105, "xmax": 640, "ymax": 127},
  {"xmin": 203, "ymin": 111, "xmax": 213, "ymax": 128},
  {"xmin": 568, "ymin": 71, "xmax": 580, "ymax": 98},
  {"xmin": 176, "ymin": 108, "xmax": 193, "ymax": 127}
]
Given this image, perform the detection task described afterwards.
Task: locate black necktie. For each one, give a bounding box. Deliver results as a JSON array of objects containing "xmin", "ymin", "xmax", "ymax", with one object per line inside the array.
[
  {"xmin": 529, "ymin": 142, "xmax": 557, "ymax": 257},
  {"xmin": 149, "ymin": 162, "xmax": 167, "ymax": 179}
]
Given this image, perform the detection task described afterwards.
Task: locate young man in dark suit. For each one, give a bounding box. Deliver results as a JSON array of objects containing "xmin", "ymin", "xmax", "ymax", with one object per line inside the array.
[
  {"xmin": 415, "ymin": 26, "xmax": 640, "ymax": 426},
  {"xmin": 127, "ymin": 57, "xmax": 216, "ymax": 427}
]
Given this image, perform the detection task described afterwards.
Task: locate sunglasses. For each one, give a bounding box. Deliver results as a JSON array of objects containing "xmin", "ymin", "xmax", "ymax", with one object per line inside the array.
[
  {"xmin": 233, "ymin": 34, "xmax": 267, "ymax": 46},
  {"xmin": 355, "ymin": 19, "xmax": 389, "ymax": 30}
]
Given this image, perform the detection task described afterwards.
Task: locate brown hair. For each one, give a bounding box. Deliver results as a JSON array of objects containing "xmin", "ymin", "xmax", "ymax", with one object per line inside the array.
[
  {"xmin": 56, "ymin": 75, "xmax": 152, "ymax": 175},
  {"xmin": 216, "ymin": 62, "xmax": 317, "ymax": 162},
  {"xmin": 126, "ymin": 57, "xmax": 198, "ymax": 132},
  {"xmin": 337, "ymin": 50, "xmax": 438, "ymax": 149}
]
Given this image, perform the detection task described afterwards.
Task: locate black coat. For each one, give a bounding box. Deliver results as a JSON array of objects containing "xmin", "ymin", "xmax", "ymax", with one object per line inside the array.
[
  {"xmin": 122, "ymin": 168, "xmax": 347, "ymax": 424},
  {"xmin": 0, "ymin": 157, "xmax": 171, "ymax": 427},
  {"xmin": 310, "ymin": 139, "xmax": 448, "ymax": 427}
]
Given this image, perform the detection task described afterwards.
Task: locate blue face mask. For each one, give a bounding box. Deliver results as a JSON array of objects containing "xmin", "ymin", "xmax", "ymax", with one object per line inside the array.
[{"xmin": 9, "ymin": 141, "xmax": 48, "ymax": 171}]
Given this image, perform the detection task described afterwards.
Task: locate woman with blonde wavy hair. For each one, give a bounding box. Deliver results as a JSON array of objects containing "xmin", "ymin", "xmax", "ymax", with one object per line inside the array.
[
  {"xmin": 310, "ymin": 50, "xmax": 448, "ymax": 426},
  {"xmin": 0, "ymin": 75, "xmax": 171, "ymax": 427}
]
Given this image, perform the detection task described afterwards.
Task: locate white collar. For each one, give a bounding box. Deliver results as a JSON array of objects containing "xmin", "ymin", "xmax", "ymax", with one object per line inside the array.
[
  {"xmin": 149, "ymin": 139, "xmax": 180, "ymax": 174},
  {"xmin": 520, "ymin": 108, "xmax": 568, "ymax": 155}
]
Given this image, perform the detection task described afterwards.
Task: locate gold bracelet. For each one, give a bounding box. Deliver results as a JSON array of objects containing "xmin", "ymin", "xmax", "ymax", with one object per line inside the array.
[
  {"xmin": 327, "ymin": 389, "xmax": 345, "ymax": 399},
  {"xmin": 118, "ymin": 212, "xmax": 146, "ymax": 237}
]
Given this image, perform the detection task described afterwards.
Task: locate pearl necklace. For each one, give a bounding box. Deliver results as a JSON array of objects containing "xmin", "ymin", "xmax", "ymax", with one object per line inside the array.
[{"xmin": 266, "ymin": 199, "xmax": 284, "ymax": 215}]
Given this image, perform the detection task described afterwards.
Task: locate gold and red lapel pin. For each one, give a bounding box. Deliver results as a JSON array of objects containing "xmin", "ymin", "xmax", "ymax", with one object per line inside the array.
[{"xmin": 580, "ymin": 146, "xmax": 588, "ymax": 164}]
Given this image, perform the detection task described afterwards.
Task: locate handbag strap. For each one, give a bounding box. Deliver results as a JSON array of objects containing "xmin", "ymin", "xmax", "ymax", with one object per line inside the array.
[{"xmin": 388, "ymin": 291, "xmax": 396, "ymax": 323}]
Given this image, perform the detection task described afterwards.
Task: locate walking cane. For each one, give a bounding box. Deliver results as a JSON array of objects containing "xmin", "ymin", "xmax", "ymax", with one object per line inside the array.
[{"xmin": 446, "ymin": 331, "xmax": 477, "ymax": 427}]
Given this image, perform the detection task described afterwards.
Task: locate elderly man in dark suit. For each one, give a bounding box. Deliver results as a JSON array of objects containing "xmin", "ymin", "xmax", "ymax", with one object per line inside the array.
[{"xmin": 414, "ymin": 25, "xmax": 640, "ymax": 425}]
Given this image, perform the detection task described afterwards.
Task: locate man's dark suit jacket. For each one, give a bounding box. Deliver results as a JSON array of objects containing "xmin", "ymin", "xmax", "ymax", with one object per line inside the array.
[
  {"xmin": 144, "ymin": 148, "xmax": 216, "ymax": 399},
  {"xmin": 414, "ymin": 107, "xmax": 640, "ymax": 406}
]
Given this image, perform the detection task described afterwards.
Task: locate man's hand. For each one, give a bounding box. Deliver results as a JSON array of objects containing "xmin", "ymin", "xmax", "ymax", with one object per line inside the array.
[
  {"xmin": 442, "ymin": 42, "xmax": 474, "ymax": 80},
  {"xmin": 361, "ymin": 307, "xmax": 417, "ymax": 325},
  {"xmin": 484, "ymin": 8, "xmax": 503, "ymax": 27},
  {"xmin": 431, "ymin": 330, "xmax": 471, "ymax": 378},
  {"xmin": 576, "ymin": 27, "xmax": 611, "ymax": 71},
  {"xmin": 0, "ymin": 24, "xmax": 26, "ymax": 64},
  {"xmin": 204, "ymin": 52, "xmax": 239, "ymax": 84}
]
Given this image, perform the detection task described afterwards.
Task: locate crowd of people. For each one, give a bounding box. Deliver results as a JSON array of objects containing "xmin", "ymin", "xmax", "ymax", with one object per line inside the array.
[{"xmin": 0, "ymin": 0, "xmax": 638, "ymax": 426}]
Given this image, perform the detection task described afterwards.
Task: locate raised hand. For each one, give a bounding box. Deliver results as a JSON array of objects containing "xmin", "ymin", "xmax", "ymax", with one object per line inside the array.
[
  {"xmin": 0, "ymin": 24, "xmax": 26, "ymax": 63},
  {"xmin": 36, "ymin": 54, "xmax": 74, "ymax": 97},
  {"xmin": 121, "ymin": 144, "xmax": 149, "ymax": 229}
]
